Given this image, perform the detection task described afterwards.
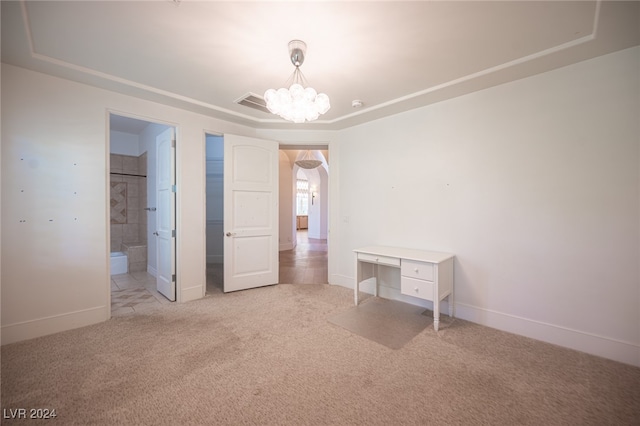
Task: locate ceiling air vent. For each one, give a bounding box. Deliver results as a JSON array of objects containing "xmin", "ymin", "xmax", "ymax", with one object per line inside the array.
[{"xmin": 235, "ymin": 92, "xmax": 270, "ymax": 114}]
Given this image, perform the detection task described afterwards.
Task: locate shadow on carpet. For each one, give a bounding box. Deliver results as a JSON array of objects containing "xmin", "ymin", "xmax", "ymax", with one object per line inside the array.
[{"xmin": 328, "ymin": 297, "xmax": 432, "ymax": 349}]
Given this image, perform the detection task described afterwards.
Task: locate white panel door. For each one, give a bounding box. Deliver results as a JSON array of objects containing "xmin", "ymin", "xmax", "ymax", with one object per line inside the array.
[
  {"xmin": 156, "ymin": 128, "xmax": 176, "ymax": 301},
  {"xmin": 223, "ymin": 134, "xmax": 279, "ymax": 292}
]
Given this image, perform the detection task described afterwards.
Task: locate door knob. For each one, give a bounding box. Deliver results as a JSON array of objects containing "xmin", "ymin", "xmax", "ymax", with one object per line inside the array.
[
  {"xmin": 153, "ymin": 231, "xmax": 159, "ymax": 236},
  {"xmin": 225, "ymin": 232, "xmax": 236, "ymax": 237}
]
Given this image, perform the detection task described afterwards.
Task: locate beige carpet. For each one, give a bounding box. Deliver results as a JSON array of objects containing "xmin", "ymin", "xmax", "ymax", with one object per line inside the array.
[
  {"xmin": 2, "ymin": 284, "xmax": 639, "ymax": 425},
  {"xmin": 328, "ymin": 297, "xmax": 437, "ymax": 349}
]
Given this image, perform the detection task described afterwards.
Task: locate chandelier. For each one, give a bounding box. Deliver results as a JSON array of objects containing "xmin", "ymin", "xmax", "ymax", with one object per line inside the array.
[
  {"xmin": 295, "ymin": 150, "xmax": 322, "ymax": 169},
  {"xmin": 264, "ymin": 40, "xmax": 330, "ymax": 123}
]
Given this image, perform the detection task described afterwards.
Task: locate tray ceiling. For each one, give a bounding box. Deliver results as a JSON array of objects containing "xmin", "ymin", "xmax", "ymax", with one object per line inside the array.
[{"xmin": 2, "ymin": 1, "xmax": 638, "ymax": 130}]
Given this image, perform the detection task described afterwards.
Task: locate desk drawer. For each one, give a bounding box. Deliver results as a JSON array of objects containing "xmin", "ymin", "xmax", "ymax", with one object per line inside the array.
[
  {"xmin": 401, "ymin": 260, "xmax": 434, "ymax": 281},
  {"xmin": 401, "ymin": 276, "xmax": 434, "ymax": 301},
  {"xmin": 357, "ymin": 253, "xmax": 400, "ymax": 267}
]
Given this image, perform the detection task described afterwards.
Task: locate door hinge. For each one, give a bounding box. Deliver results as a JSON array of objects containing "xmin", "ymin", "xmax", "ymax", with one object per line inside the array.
[
  {"xmin": 171, "ymin": 185, "xmax": 177, "ymax": 193},
  {"xmin": 172, "ymin": 229, "xmax": 176, "ymax": 238},
  {"xmin": 171, "ymin": 139, "xmax": 176, "ymax": 148},
  {"xmin": 172, "ymin": 274, "xmax": 176, "ymax": 282}
]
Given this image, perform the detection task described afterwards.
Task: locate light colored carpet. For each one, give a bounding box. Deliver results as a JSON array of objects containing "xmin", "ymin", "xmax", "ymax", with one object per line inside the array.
[
  {"xmin": 2, "ymin": 284, "xmax": 639, "ymax": 425},
  {"xmin": 328, "ymin": 297, "xmax": 437, "ymax": 349}
]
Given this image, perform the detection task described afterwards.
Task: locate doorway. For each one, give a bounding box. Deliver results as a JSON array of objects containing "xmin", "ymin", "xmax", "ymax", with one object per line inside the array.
[
  {"xmin": 205, "ymin": 141, "xmax": 329, "ymax": 291},
  {"xmin": 108, "ymin": 113, "xmax": 176, "ymax": 316},
  {"xmin": 205, "ymin": 133, "xmax": 281, "ymax": 294},
  {"xmin": 205, "ymin": 134, "xmax": 224, "ymax": 295},
  {"xmin": 278, "ymin": 147, "xmax": 329, "ymax": 284}
]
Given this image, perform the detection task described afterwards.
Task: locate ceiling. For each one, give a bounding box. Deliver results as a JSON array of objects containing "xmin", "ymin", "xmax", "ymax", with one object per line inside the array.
[
  {"xmin": 2, "ymin": 1, "xmax": 639, "ymax": 131},
  {"xmin": 109, "ymin": 114, "xmax": 157, "ymax": 135}
]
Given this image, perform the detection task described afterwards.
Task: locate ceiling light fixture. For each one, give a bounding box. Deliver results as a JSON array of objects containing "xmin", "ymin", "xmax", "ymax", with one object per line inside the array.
[
  {"xmin": 295, "ymin": 150, "xmax": 323, "ymax": 169},
  {"xmin": 264, "ymin": 40, "xmax": 330, "ymax": 123}
]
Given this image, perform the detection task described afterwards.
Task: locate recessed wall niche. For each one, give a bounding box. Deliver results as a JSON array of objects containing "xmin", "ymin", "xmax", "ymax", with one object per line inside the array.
[
  {"xmin": 110, "ymin": 153, "xmax": 147, "ymax": 254},
  {"xmin": 110, "ymin": 181, "xmax": 128, "ymax": 224}
]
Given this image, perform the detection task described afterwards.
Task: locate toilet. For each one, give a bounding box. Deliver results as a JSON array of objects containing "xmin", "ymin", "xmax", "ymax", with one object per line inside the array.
[{"xmin": 110, "ymin": 252, "xmax": 128, "ymax": 275}]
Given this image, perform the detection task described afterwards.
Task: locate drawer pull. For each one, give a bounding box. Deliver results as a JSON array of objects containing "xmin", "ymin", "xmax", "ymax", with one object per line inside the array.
[
  {"xmin": 414, "ymin": 287, "xmax": 419, "ymax": 292},
  {"xmin": 414, "ymin": 268, "xmax": 419, "ymax": 273}
]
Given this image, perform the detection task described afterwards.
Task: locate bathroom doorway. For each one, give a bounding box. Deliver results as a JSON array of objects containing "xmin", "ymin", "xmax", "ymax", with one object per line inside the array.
[{"xmin": 108, "ymin": 113, "xmax": 176, "ymax": 315}]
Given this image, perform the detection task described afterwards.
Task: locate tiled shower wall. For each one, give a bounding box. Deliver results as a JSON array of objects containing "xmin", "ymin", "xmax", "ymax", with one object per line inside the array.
[{"xmin": 110, "ymin": 153, "xmax": 147, "ymax": 255}]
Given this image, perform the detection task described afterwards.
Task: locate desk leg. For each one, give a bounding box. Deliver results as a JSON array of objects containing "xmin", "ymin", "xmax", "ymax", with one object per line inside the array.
[
  {"xmin": 355, "ymin": 260, "xmax": 360, "ymax": 305},
  {"xmin": 373, "ymin": 264, "xmax": 378, "ymax": 298},
  {"xmin": 449, "ymin": 292, "xmax": 455, "ymax": 318},
  {"xmin": 434, "ymin": 300, "xmax": 440, "ymax": 332}
]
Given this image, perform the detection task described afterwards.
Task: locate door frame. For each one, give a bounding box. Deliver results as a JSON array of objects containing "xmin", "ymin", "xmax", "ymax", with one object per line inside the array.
[
  {"xmin": 202, "ymin": 134, "xmax": 333, "ymax": 295},
  {"xmin": 106, "ymin": 110, "xmax": 180, "ymax": 317}
]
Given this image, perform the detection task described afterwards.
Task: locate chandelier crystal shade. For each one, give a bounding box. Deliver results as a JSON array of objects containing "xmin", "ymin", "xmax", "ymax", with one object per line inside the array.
[
  {"xmin": 295, "ymin": 150, "xmax": 323, "ymax": 169},
  {"xmin": 264, "ymin": 40, "xmax": 330, "ymax": 123}
]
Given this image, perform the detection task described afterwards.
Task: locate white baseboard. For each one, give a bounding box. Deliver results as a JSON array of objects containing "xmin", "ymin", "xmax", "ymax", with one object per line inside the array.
[
  {"xmin": 329, "ymin": 273, "xmax": 352, "ymax": 288},
  {"xmin": 1, "ymin": 305, "xmax": 108, "ymax": 345},
  {"xmin": 331, "ymin": 274, "xmax": 639, "ymax": 367},
  {"xmin": 181, "ymin": 284, "xmax": 204, "ymax": 303},
  {"xmin": 454, "ymin": 303, "xmax": 640, "ymax": 367},
  {"xmin": 279, "ymin": 242, "xmax": 294, "ymax": 251}
]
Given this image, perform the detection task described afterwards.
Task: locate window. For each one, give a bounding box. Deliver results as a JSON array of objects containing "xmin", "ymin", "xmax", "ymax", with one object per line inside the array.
[{"xmin": 296, "ymin": 179, "xmax": 309, "ymax": 215}]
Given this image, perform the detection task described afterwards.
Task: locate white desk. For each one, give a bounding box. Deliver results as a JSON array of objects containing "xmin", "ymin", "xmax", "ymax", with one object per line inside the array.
[{"xmin": 354, "ymin": 246, "xmax": 455, "ymax": 331}]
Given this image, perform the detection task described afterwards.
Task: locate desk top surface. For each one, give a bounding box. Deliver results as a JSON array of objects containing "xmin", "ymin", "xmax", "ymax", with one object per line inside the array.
[{"xmin": 354, "ymin": 246, "xmax": 454, "ymax": 264}]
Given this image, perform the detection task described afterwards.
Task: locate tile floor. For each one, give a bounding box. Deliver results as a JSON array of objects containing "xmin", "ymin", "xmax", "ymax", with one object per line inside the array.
[
  {"xmin": 111, "ymin": 231, "xmax": 328, "ymax": 316},
  {"xmin": 110, "ymin": 271, "xmax": 172, "ymax": 317}
]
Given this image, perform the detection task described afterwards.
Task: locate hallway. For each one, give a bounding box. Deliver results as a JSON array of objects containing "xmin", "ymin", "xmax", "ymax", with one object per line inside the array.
[{"xmin": 278, "ymin": 230, "xmax": 328, "ymax": 285}]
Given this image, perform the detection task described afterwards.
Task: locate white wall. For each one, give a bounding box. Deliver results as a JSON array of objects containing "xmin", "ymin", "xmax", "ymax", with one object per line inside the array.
[
  {"xmin": 278, "ymin": 151, "xmax": 295, "ymax": 251},
  {"xmin": 311, "ymin": 164, "xmax": 329, "ymax": 240},
  {"xmin": 330, "ymin": 46, "xmax": 640, "ymax": 366},
  {"xmin": 2, "ymin": 66, "xmax": 111, "ymax": 343},
  {"xmin": 1, "ymin": 64, "xmax": 257, "ymax": 344},
  {"xmin": 109, "ymin": 130, "xmax": 140, "ymax": 156},
  {"xmin": 2, "ymin": 46, "xmax": 638, "ymax": 367},
  {"xmin": 305, "ymin": 165, "xmax": 329, "ymax": 240}
]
